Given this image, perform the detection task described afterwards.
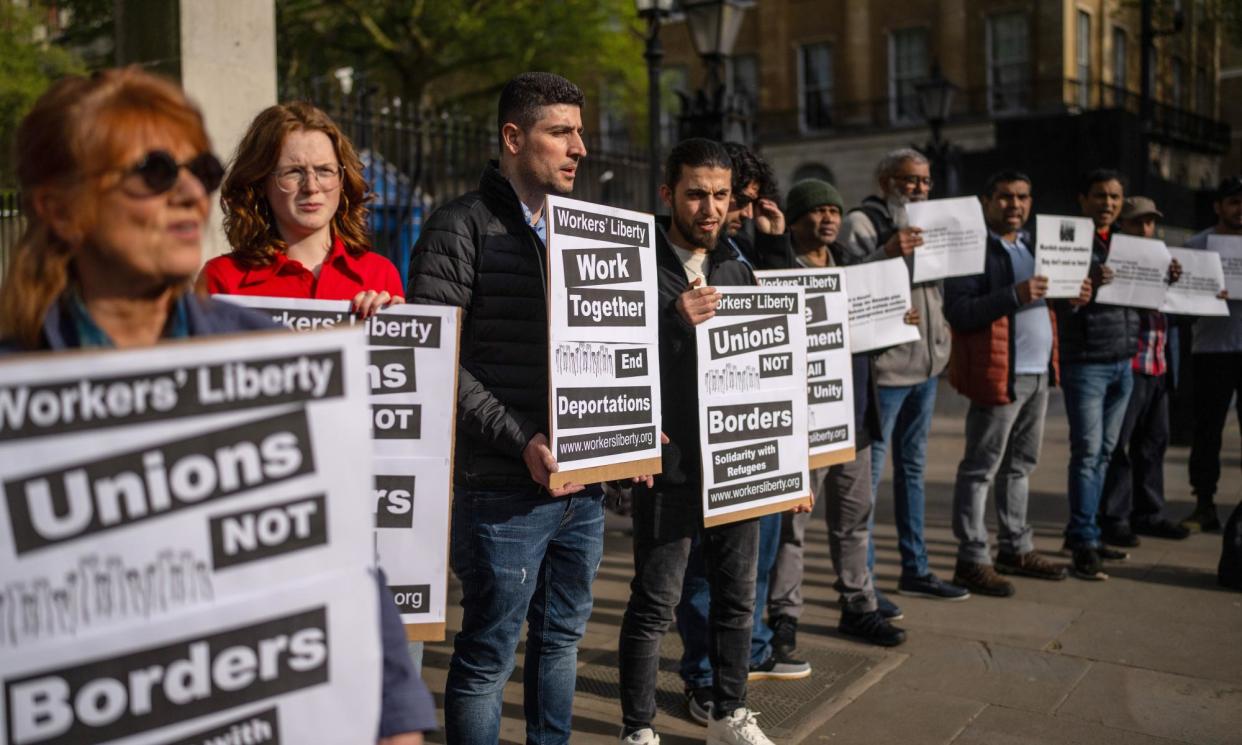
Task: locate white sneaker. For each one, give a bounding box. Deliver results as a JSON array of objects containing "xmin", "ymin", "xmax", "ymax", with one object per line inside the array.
[
  {"xmin": 620, "ymin": 727, "xmax": 660, "ymax": 744},
  {"xmin": 706, "ymin": 708, "xmax": 774, "ymax": 745}
]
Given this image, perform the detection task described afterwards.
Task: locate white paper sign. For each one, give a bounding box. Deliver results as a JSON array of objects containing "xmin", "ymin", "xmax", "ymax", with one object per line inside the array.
[
  {"xmin": 696, "ymin": 287, "xmax": 811, "ymax": 527},
  {"xmin": 0, "ymin": 329, "xmax": 374, "ymax": 651},
  {"xmin": 215, "ymin": 297, "xmax": 460, "ymax": 632},
  {"xmin": 546, "ymin": 196, "xmax": 662, "ymax": 483},
  {"xmin": 755, "ymin": 268, "xmax": 856, "ymax": 468},
  {"xmin": 1208, "ymin": 234, "xmax": 1242, "ymax": 299},
  {"xmin": 1161, "ymin": 248, "xmax": 1229, "ymax": 316},
  {"xmin": 1034, "ymin": 215, "xmax": 1094, "ymax": 298},
  {"xmin": 906, "ymin": 197, "xmax": 988, "ymax": 282},
  {"xmin": 1095, "ymin": 234, "xmax": 1172, "ymax": 310},
  {"xmin": 0, "ymin": 568, "xmax": 381, "ymax": 745},
  {"xmin": 842, "ymin": 258, "xmax": 922, "ymax": 353}
]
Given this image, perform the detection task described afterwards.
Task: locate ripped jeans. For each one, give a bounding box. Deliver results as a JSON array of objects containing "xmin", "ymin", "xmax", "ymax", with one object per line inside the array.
[{"xmin": 444, "ymin": 488, "xmax": 604, "ymax": 745}]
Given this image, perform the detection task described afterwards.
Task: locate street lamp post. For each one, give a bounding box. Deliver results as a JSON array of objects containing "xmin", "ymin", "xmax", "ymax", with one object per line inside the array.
[
  {"xmin": 677, "ymin": 0, "xmax": 754, "ymax": 143},
  {"xmin": 636, "ymin": 0, "xmax": 673, "ymax": 213},
  {"xmin": 915, "ymin": 62, "xmax": 958, "ymax": 195}
]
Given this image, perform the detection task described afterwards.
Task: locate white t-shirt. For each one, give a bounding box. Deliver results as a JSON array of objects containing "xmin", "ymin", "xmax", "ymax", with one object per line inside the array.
[{"xmin": 672, "ymin": 244, "xmax": 709, "ymax": 284}]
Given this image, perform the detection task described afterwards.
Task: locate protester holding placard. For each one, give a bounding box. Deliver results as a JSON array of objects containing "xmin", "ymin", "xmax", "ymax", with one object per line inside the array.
[
  {"xmin": 618, "ymin": 139, "xmax": 776, "ymax": 745},
  {"xmin": 200, "ymin": 102, "xmax": 404, "ymax": 316},
  {"xmin": 0, "ymin": 66, "xmax": 433, "ymax": 744},
  {"xmin": 1184, "ymin": 176, "xmax": 1242, "ymax": 533},
  {"xmin": 1053, "ymin": 169, "xmax": 1142, "ymax": 579},
  {"xmin": 765, "ymin": 178, "xmax": 907, "ymax": 647},
  {"xmin": 944, "ymin": 171, "xmax": 1088, "ymax": 597},
  {"xmin": 674, "ymin": 145, "xmax": 810, "ymax": 731},
  {"xmin": 405, "ymin": 73, "xmax": 604, "ymax": 745},
  {"xmin": 1098, "ymin": 198, "xmax": 1191, "ymax": 544},
  {"xmin": 839, "ymin": 148, "xmax": 965, "ymax": 602}
]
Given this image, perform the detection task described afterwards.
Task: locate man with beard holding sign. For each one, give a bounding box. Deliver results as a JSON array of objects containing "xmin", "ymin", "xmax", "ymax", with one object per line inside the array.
[{"xmin": 618, "ymin": 139, "xmax": 775, "ymax": 745}]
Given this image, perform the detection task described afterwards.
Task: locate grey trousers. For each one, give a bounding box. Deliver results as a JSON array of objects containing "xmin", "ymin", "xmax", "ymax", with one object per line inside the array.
[
  {"xmin": 952, "ymin": 373, "xmax": 1047, "ymax": 565},
  {"xmin": 769, "ymin": 446, "xmax": 877, "ymax": 615}
]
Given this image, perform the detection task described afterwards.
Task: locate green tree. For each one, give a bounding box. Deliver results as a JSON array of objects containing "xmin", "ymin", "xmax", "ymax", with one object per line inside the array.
[
  {"xmin": 0, "ymin": 2, "xmax": 85, "ymax": 188},
  {"xmin": 277, "ymin": 0, "xmax": 646, "ymax": 135}
]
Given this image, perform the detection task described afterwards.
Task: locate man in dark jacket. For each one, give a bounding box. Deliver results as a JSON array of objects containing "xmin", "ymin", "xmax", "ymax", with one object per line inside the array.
[
  {"xmin": 1056, "ymin": 168, "xmax": 1141, "ymax": 580},
  {"xmin": 944, "ymin": 171, "xmax": 1087, "ymax": 596},
  {"xmin": 767, "ymin": 178, "xmax": 908, "ymax": 648},
  {"xmin": 405, "ymin": 72, "xmax": 600, "ymax": 745},
  {"xmin": 618, "ymin": 139, "xmax": 774, "ymax": 745}
]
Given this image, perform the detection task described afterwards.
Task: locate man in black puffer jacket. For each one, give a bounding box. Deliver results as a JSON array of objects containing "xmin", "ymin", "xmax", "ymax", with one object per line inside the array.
[
  {"xmin": 406, "ymin": 73, "xmax": 601, "ymax": 745},
  {"xmin": 1055, "ymin": 168, "xmax": 1141, "ymax": 581}
]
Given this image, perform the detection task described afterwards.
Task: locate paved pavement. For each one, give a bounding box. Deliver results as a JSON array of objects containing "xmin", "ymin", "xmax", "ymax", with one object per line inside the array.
[{"xmin": 422, "ymin": 381, "xmax": 1242, "ymax": 744}]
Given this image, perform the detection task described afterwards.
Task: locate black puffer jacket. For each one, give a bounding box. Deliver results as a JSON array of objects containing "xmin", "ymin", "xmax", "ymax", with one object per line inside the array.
[
  {"xmin": 654, "ymin": 219, "xmax": 757, "ymax": 488},
  {"xmin": 1055, "ymin": 228, "xmax": 1141, "ymax": 364},
  {"xmin": 406, "ymin": 163, "xmax": 548, "ymax": 492}
]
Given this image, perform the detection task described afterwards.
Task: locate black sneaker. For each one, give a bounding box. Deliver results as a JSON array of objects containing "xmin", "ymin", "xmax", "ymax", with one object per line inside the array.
[
  {"xmin": 769, "ymin": 614, "xmax": 798, "ymax": 658},
  {"xmin": 1101, "ymin": 526, "xmax": 1140, "ymax": 548},
  {"xmin": 1133, "ymin": 519, "xmax": 1190, "ymax": 540},
  {"xmin": 897, "ymin": 572, "xmax": 971, "ymax": 601},
  {"xmin": 1062, "ymin": 539, "xmax": 1128, "ymax": 561},
  {"xmin": 1181, "ymin": 505, "xmax": 1222, "ymax": 533},
  {"xmin": 875, "ymin": 589, "xmax": 904, "ymax": 621},
  {"xmin": 748, "ymin": 651, "xmax": 811, "ymax": 681},
  {"xmin": 1071, "ymin": 546, "xmax": 1108, "ymax": 580},
  {"xmin": 685, "ymin": 686, "xmax": 713, "ymax": 726},
  {"xmin": 839, "ymin": 609, "xmax": 907, "ymax": 647}
]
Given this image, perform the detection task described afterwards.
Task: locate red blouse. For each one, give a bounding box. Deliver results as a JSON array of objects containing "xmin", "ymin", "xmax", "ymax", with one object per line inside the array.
[{"xmin": 201, "ymin": 237, "xmax": 404, "ymax": 300}]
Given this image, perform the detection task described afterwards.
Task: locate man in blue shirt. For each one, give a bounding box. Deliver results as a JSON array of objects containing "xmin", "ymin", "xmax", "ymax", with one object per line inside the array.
[{"xmin": 944, "ymin": 171, "xmax": 1091, "ymax": 594}]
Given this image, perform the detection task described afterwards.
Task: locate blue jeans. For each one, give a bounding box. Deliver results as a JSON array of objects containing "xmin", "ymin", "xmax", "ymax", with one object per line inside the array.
[
  {"xmin": 1061, "ymin": 361, "xmax": 1134, "ymax": 547},
  {"xmin": 869, "ymin": 377, "xmax": 939, "ymax": 579},
  {"xmin": 444, "ymin": 489, "xmax": 604, "ymax": 745},
  {"xmin": 676, "ymin": 511, "xmax": 782, "ymax": 688}
]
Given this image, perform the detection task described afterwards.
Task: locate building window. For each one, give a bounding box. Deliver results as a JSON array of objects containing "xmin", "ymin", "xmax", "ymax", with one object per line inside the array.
[
  {"xmin": 1076, "ymin": 10, "xmax": 1091, "ymax": 107},
  {"xmin": 1112, "ymin": 26, "xmax": 1127, "ymax": 106},
  {"xmin": 1196, "ymin": 65, "xmax": 1211, "ymax": 115},
  {"xmin": 890, "ymin": 28, "xmax": 929, "ymax": 124},
  {"xmin": 987, "ymin": 12, "xmax": 1030, "ymax": 114},
  {"xmin": 798, "ymin": 43, "xmax": 833, "ymax": 131},
  {"xmin": 1172, "ymin": 57, "xmax": 1185, "ymax": 108},
  {"xmin": 729, "ymin": 54, "xmax": 759, "ymax": 114}
]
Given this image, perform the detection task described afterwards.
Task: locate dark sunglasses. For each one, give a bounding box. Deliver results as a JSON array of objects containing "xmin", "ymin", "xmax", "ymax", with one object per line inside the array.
[{"xmin": 120, "ymin": 150, "xmax": 225, "ymax": 195}]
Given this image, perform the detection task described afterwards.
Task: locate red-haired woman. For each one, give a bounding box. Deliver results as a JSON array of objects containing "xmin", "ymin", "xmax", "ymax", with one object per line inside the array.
[
  {"xmin": 0, "ymin": 68, "xmax": 431, "ymax": 744},
  {"xmin": 199, "ymin": 101, "xmax": 402, "ymax": 316}
]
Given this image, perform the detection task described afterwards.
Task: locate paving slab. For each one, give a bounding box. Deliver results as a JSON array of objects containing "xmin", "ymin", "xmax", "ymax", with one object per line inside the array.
[
  {"xmin": 881, "ymin": 631, "xmax": 1092, "ymax": 714},
  {"xmin": 1055, "ymin": 662, "xmax": 1242, "ymax": 745},
  {"xmin": 949, "ymin": 705, "xmax": 1187, "ymax": 745},
  {"xmin": 806, "ymin": 678, "xmax": 986, "ymax": 744},
  {"xmin": 1051, "ymin": 608, "xmax": 1242, "ymax": 685},
  {"xmin": 886, "ymin": 593, "xmax": 1083, "ymax": 651}
]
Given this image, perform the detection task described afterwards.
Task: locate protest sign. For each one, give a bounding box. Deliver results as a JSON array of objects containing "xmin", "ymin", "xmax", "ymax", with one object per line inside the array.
[
  {"xmin": 756, "ymin": 268, "xmax": 855, "ymax": 468},
  {"xmin": 841, "ymin": 257, "xmax": 921, "ymax": 353},
  {"xmin": 0, "ymin": 328, "xmax": 373, "ymax": 651},
  {"xmin": 1208, "ymin": 234, "xmax": 1242, "ymax": 299},
  {"xmin": 546, "ymin": 195, "xmax": 662, "ymax": 488},
  {"xmin": 906, "ymin": 197, "xmax": 988, "ymax": 282},
  {"xmin": 696, "ymin": 286, "xmax": 811, "ymax": 527},
  {"xmin": 1034, "ymin": 215, "xmax": 1095, "ymax": 298},
  {"xmin": 215, "ymin": 297, "xmax": 460, "ymax": 637},
  {"xmin": 1161, "ymin": 248, "xmax": 1229, "ymax": 316},
  {"xmin": 1095, "ymin": 234, "xmax": 1172, "ymax": 310},
  {"xmin": 0, "ymin": 568, "xmax": 381, "ymax": 745}
]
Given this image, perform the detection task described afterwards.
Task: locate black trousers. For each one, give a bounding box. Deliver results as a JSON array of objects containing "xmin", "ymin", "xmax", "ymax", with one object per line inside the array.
[
  {"xmin": 1189, "ymin": 352, "xmax": 1242, "ymax": 507},
  {"xmin": 1101, "ymin": 372, "xmax": 1169, "ymax": 529},
  {"xmin": 618, "ymin": 485, "xmax": 759, "ymax": 733}
]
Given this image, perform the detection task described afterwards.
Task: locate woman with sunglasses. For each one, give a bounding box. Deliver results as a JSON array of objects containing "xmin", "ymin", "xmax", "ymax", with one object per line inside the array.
[
  {"xmin": 200, "ymin": 101, "xmax": 402, "ymax": 317},
  {"xmin": 0, "ymin": 67, "xmax": 431, "ymax": 745}
]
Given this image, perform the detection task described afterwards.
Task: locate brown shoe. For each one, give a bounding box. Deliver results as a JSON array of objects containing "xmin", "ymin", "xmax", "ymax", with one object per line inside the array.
[
  {"xmin": 953, "ymin": 560, "xmax": 1015, "ymax": 597},
  {"xmin": 996, "ymin": 550, "xmax": 1069, "ymax": 581}
]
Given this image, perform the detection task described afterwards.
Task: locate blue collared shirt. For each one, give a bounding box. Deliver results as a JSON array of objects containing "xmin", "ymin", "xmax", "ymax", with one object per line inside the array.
[
  {"xmin": 521, "ymin": 200, "xmax": 547, "ymax": 244},
  {"xmin": 994, "ymin": 231, "xmax": 1053, "ymax": 374}
]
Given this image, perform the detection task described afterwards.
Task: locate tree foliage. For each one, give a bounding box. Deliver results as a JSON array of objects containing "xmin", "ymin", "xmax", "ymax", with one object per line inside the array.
[
  {"xmin": 0, "ymin": 2, "xmax": 86, "ymax": 188},
  {"xmin": 277, "ymin": 0, "xmax": 646, "ymax": 131}
]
